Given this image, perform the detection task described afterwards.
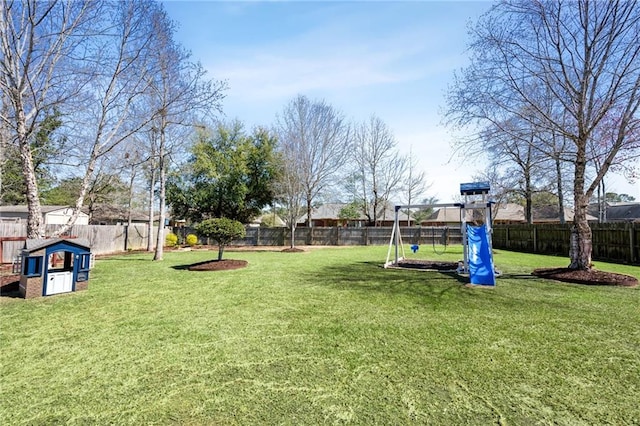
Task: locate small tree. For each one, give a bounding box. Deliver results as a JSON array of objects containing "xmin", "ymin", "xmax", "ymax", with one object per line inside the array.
[
  {"xmin": 195, "ymin": 218, "xmax": 246, "ymax": 261},
  {"xmin": 338, "ymin": 202, "xmax": 361, "ymax": 226}
]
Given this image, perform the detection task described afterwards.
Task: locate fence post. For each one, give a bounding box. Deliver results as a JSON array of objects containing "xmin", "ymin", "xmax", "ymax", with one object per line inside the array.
[
  {"xmin": 630, "ymin": 224, "xmax": 635, "ymax": 264},
  {"xmin": 533, "ymin": 226, "xmax": 537, "ymax": 253},
  {"xmin": 506, "ymin": 227, "xmax": 510, "ymax": 249}
]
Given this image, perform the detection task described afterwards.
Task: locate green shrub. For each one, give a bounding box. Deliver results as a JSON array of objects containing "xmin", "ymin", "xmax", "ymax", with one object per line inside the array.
[
  {"xmin": 165, "ymin": 232, "xmax": 178, "ymax": 247},
  {"xmin": 185, "ymin": 234, "xmax": 198, "ymax": 247},
  {"xmin": 195, "ymin": 218, "xmax": 246, "ymax": 260}
]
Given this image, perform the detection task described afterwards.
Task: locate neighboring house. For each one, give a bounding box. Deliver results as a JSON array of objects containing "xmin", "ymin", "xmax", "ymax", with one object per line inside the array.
[
  {"xmin": 421, "ymin": 206, "xmax": 465, "ymax": 227},
  {"xmin": 86, "ymin": 204, "xmax": 155, "ymax": 225},
  {"xmin": 297, "ymin": 203, "xmax": 364, "ymax": 227},
  {"xmin": 250, "ymin": 212, "xmax": 286, "ymax": 227},
  {"xmin": 588, "ymin": 202, "xmax": 640, "ymax": 223},
  {"xmin": 532, "ymin": 205, "xmax": 597, "ymax": 223},
  {"xmin": 0, "ymin": 205, "xmax": 89, "ymax": 225},
  {"xmin": 419, "ymin": 203, "xmax": 520, "ymax": 227},
  {"xmin": 294, "ymin": 203, "xmax": 404, "ymax": 227},
  {"xmin": 421, "ymin": 203, "xmax": 600, "ymax": 226},
  {"xmin": 606, "ymin": 203, "xmax": 640, "ymax": 223},
  {"xmin": 492, "ymin": 203, "xmax": 526, "ymax": 224}
]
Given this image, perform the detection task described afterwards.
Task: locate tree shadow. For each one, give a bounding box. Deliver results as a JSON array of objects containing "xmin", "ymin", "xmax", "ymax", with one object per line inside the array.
[
  {"xmin": 171, "ymin": 258, "xmax": 217, "ymax": 271},
  {"xmin": 308, "ymin": 260, "xmax": 484, "ymax": 304}
]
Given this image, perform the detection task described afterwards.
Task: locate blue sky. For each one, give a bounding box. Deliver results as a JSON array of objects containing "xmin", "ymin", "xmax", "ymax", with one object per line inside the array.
[{"xmin": 162, "ymin": 0, "xmax": 639, "ymax": 202}]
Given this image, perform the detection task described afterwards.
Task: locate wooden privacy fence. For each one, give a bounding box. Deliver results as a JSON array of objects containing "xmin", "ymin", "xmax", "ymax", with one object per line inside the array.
[
  {"xmin": 493, "ymin": 223, "xmax": 640, "ymax": 265},
  {"xmin": 3, "ymin": 222, "xmax": 637, "ymax": 265},
  {"xmin": 177, "ymin": 225, "xmax": 462, "ymax": 248},
  {"xmin": 0, "ymin": 223, "xmax": 158, "ymax": 263}
]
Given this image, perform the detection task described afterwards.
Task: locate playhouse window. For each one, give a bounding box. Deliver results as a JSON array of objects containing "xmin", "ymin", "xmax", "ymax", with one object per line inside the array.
[
  {"xmin": 79, "ymin": 254, "xmax": 91, "ymax": 271},
  {"xmin": 23, "ymin": 256, "xmax": 43, "ymax": 277},
  {"xmin": 48, "ymin": 251, "xmax": 72, "ymax": 272}
]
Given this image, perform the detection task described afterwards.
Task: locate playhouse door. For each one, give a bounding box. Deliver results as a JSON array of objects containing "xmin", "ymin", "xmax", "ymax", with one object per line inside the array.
[{"xmin": 46, "ymin": 271, "xmax": 73, "ymax": 295}]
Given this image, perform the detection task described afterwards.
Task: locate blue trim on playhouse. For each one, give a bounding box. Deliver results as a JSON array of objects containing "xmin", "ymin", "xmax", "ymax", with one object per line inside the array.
[{"xmin": 22, "ymin": 238, "xmax": 91, "ymax": 296}]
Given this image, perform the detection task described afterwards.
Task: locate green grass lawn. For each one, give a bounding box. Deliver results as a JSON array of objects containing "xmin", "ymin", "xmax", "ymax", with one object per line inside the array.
[{"xmin": 1, "ymin": 246, "xmax": 639, "ymax": 425}]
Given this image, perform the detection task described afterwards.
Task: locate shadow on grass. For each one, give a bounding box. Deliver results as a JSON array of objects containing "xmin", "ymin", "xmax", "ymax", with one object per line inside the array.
[
  {"xmin": 309, "ymin": 260, "xmax": 484, "ymax": 303},
  {"xmin": 171, "ymin": 259, "xmax": 218, "ymax": 271},
  {"xmin": 0, "ymin": 285, "xmax": 22, "ymax": 298},
  {"xmin": 97, "ymin": 257, "xmax": 153, "ymax": 262}
]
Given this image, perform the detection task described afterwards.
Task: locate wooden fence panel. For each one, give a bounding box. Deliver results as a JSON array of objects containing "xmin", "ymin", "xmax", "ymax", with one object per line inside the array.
[
  {"xmin": 0, "ymin": 223, "xmax": 157, "ymax": 261},
  {"xmin": 125, "ymin": 224, "xmax": 156, "ymax": 251},
  {"xmin": 536, "ymin": 226, "xmax": 570, "ymax": 256},
  {"xmin": 494, "ymin": 223, "xmax": 639, "ymax": 265},
  {"xmin": 0, "ymin": 223, "xmax": 27, "ymax": 263},
  {"xmin": 2, "ymin": 222, "xmax": 638, "ymax": 265},
  {"xmin": 365, "ymin": 227, "xmax": 392, "ymax": 245},
  {"xmin": 307, "ymin": 227, "xmax": 334, "ymax": 245},
  {"xmin": 256, "ymin": 227, "xmax": 285, "ymax": 246},
  {"xmin": 338, "ymin": 227, "xmax": 367, "ymax": 245}
]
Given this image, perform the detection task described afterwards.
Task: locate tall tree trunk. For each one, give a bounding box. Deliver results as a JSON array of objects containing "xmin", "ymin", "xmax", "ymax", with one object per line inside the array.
[
  {"xmin": 524, "ymin": 167, "xmax": 532, "ymax": 225},
  {"xmin": 555, "ymin": 155, "xmax": 565, "ymax": 225},
  {"xmin": 146, "ymin": 167, "xmax": 156, "ymax": 252},
  {"xmin": 127, "ymin": 164, "xmax": 136, "ymax": 228},
  {"xmin": 569, "ymin": 146, "xmax": 592, "ymax": 269},
  {"xmin": 153, "ymin": 126, "xmax": 166, "ymax": 261},
  {"xmin": 18, "ymin": 118, "xmax": 44, "ymax": 239},
  {"xmin": 306, "ymin": 197, "xmax": 312, "ymax": 228}
]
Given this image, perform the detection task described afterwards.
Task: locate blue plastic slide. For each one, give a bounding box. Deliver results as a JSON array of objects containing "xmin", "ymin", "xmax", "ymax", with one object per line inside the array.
[{"xmin": 466, "ymin": 224, "xmax": 496, "ymax": 286}]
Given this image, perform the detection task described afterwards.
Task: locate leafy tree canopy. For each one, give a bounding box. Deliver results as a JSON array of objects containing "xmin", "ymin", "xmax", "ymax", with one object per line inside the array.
[
  {"xmin": 1, "ymin": 111, "xmax": 63, "ymax": 205},
  {"xmin": 338, "ymin": 201, "xmax": 361, "ymax": 224},
  {"xmin": 167, "ymin": 121, "xmax": 280, "ymax": 224},
  {"xmin": 605, "ymin": 192, "xmax": 636, "ymax": 203}
]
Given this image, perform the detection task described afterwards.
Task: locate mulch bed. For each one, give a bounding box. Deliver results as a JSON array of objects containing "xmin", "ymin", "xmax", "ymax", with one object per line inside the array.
[
  {"xmin": 532, "ymin": 267, "xmax": 638, "ymax": 287},
  {"xmin": 281, "ymin": 248, "xmax": 305, "ymax": 253},
  {"xmin": 395, "ymin": 259, "xmax": 459, "ymax": 271},
  {"xmin": 188, "ymin": 259, "xmax": 248, "ymax": 271}
]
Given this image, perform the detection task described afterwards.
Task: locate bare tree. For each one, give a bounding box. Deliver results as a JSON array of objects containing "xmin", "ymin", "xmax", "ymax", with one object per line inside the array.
[
  {"xmin": 402, "ymin": 146, "xmax": 429, "ymax": 224},
  {"xmin": 0, "ymin": 1, "xmax": 168, "ymax": 238},
  {"xmin": 143, "ymin": 6, "xmax": 226, "ymax": 261},
  {"xmin": 275, "ymin": 95, "xmax": 351, "ymax": 227},
  {"xmin": 53, "ymin": 1, "xmax": 167, "ymax": 238},
  {"xmin": 445, "ymin": 1, "xmax": 640, "ymax": 269},
  {"xmin": 480, "ymin": 117, "xmax": 549, "ymax": 224},
  {"xmin": 0, "ymin": 0, "xmax": 96, "ymax": 237},
  {"xmin": 274, "ymin": 147, "xmax": 305, "ymax": 249},
  {"xmin": 351, "ymin": 115, "xmax": 406, "ymax": 226}
]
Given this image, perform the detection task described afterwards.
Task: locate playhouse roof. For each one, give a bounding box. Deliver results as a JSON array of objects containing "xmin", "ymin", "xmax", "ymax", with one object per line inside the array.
[{"xmin": 24, "ymin": 238, "xmax": 91, "ymax": 252}]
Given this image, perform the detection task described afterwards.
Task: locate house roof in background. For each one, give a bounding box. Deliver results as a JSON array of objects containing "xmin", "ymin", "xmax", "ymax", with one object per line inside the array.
[
  {"xmin": 253, "ymin": 212, "xmax": 285, "ymax": 226},
  {"xmin": 87, "ymin": 204, "xmax": 153, "ymax": 222},
  {"xmin": 306, "ymin": 203, "xmax": 397, "ymax": 222},
  {"xmin": 423, "ymin": 206, "xmax": 462, "ymax": 223},
  {"xmin": 0, "ymin": 205, "xmax": 80, "ymax": 215},
  {"xmin": 493, "ymin": 203, "xmax": 525, "ymax": 222},
  {"xmin": 533, "ymin": 205, "xmax": 597, "ymax": 222},
  {"xmin": 604, "ymin": 203, "xmax": 640, "ymax": 222}
]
